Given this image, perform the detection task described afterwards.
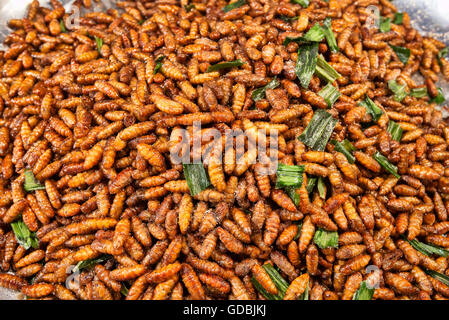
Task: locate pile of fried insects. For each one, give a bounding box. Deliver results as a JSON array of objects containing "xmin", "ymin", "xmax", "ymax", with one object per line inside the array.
[{"xmin": 0, "ymin": 0, "xmax": 449, "ymax": 300}]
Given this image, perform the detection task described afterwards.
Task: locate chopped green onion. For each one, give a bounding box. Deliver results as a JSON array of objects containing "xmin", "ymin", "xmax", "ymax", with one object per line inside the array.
[
  {"xmin": 206, "ymin": 59, "xmax": 245, "ymax": 72},
  {"xmin": 60, "ymin": 19, "xmax": 67, "ymax": 33},
  {"xmin": 330, "ymin": 139, "xmax": 355, "ymax": 164},
  {"xmin": 121, "ymin": 284, "xmax": 129, "ymax": 296},
  {"xmin": 352, "ymin": 281, "xmax": 375, "ymax": 300},
  {"xmin": 94, "ymin": 36, "xmax": 103, "ymax": 53},
  {"xmin": 291, "ymin": 0, "xmax": 309, "ymax": 8},
  {"xmin": 306, "ymin": 176, "xmax": 317, "ymax": 193},
  {"xmin": 24, "ymin": 169, "xmax": 45, "ymax": 192},
  {"xmin": 425, "ymin": 269, "xmax": 449, "ymax": 286},
  {"xmin": 322, "ymin": 18, "xmax": 338, "ymax": 53},
  {"xmin": 222, "ymin": 0, "xmax": 245, "ymax": 12},
  {"xmin": 252, "ymin": 77, "xmax": 280, "ymax": 101},
  {"xmin": 393, "ymin": 12, "xmax": 403, "ymax": 25},
  {"xmin": 408, "ymin": 239, "xmax": 449, "ymax": 257},
  {"xmin": 276, "ymin": 163, "xmax": 305, "ymax": 188},
  {"xmin": 317, "ymin": 177, "xmax": 326, "ymax": 199},
  {"xmin": 184, "ymin": 4, "xmax": 196, "ymax": 12},
  {"xmin": 359, "ymin": 96, "xmax": 383, "ymax": 122},
  {"xmin": 388, "ymin": 79, "xmax": 407, "ymax": 102},
  {"xmin": 73, "ymin": 255, "xmax": 111, "ymax": 273},
  {"xmin": 430, "ymin": 88, "xmax": 445, "ymax": 105},
  {"xmin": 298, "ymin": 109, "xmax": 337, "ymax": 151},
  {"xmin": 373, "ymin": 151, "xmax": 400, "ymax": 178},
  {"xmin": 379, "ymin": 17, "xmax": 391, "ymax": 33},
  {"xmin": 389, "ymin": 44, "xmax": 410, "ymax": 64},
  {"xmin": 387, "ymin": 121, "xmax": 403, "ymax": 141},
  {"xmin": 285, "ymin": 187, "xmax": 300, "ymax": 207},
  {"xmin": 153, "ymin": 55, "xmax": 165, "ymax": 75},
  {"xmin": 318, "ymin": 83, "xmax": 341, "ymax": 107},
  {"xmin": 295, "ymin": 42, "xmax": 318, "ymax": 88},
  {"xmin": 11, "ymin": 219, "xmax": 39, "ymax": 250},
  {"xmin": 313, "ymin": 228, "xmax": 338, "ymax": 249},
  {"xmin": 315, "ymin": 55, "xmax": 341, "ymax": 83},
  {"xmin": 182, "ymin": 163, "xmax": 211, "ymax": 196},
  {"xmin": 410, "ymin": 87, "xmax": 428, "ymax": 98}
]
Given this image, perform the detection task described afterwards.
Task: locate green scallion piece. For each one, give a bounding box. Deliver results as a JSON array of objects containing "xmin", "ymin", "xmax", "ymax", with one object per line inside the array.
[
  {"xmin": 322, "ymin": 18, "xmax": 338, "ymax": 53},
  {"xmin": 73, "ymin": 255, "xmax": 111, "ymax": 273},
  {"xmin": 359, "ymin": 96, "xmax": 383, "ymax": 122},
  {"xmin": 276, "ymin": 163, "xmax": 305, "ymax": 188},
  {"xmin": 438, "ymin": 47, "xmax": 448, "ymax": 62},
  {"xmin": 222, "ymin": 0, "xmax": 245, "ymax": 12},
  {"xmin": 11, "ymin": 219, "xmax": 39, "ymax": 250},
  {"xmin": 313, "ymin": 228, "xmax": 338, "ymax": 249},
  {"xmin": 389, "ymin": 44, "xmax": 410, "ymax": 64},
  {"xmin": 373, "ymin": 151, "xmax": 400, "ymax": 178},
  {"xmin": 291, "ymin": 0, "xmax": 309, "ymax": 8},
  {"xmin": 206, "ymin": 59, "xmax": 245, "ymax": 72},
  {"xmin": 252, "ymin": 77, "xmax": 280, "ymax": 101},
  {"xmin": 299, "ymin": 280, "xmax": 309, "ymax": 300},
  {"xmin": 298, "ymin": 110, "xmax": 337, "ymax": 151},
  {"xmin": 295, "ymin": 42, "xmax": 318, "ymax": 88},
  {"xmin": 352, "ymin": 281, "xmax": 375, "ymax": 300},
  {"xmin": 279, "ymin": 15, "xmax": 299, "ymax": 22},
  {"xmin": 388, "ymin": 79, "xmax": 407, "ymax": 102},
  {"xmin": 283, "ymin": 23, "xmax": 324, "ymax": 45},
  {"xmin": 430, "ymin": 88, "xmax": 445, "ymax": 105},
  {"xmin": 393, "ymin": 12, "xmax": 403, "ymax": 25},
  {"xmin": 330, "ymin": 139, "xmax": 355, "ymax": 163},
  {"xmin": 408, "ymin": 239, "xmax": 449, "ymax": 257},
  {"xmin": 251, "ymin": 263, "xmax": 289, "ymax": 300},
  {"xmin": 387, "ymin": 121, "xmax": 403, "ymax": 141},
  {"xmin": 182, "ymin": 163, "xmax": 211, "ymax": 196},
  {"xmin": 410, "ymin": 87, "xmax": 428, "ymax": 98},
  {"xmin": 24, "ymin": 169, "xmax": 45, "ymax": 192},
  {"xmin": 318, "ymin": 83, "xmax": 341, "ymax": 107},
  {"xmin": 121, "ymin": 284, "xmax": 129, "ymax": 296},
  {"xmin": 315, "ymin": 55, "xmax": 341, "ymax": 83},
  {"xmin": 153, "ymin": 55, "xmax": 165, "ymax": 75}
]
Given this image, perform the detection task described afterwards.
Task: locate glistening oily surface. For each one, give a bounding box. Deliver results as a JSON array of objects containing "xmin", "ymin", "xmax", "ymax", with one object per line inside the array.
[{"xmin": 0, "ymin": 0, "xmax": 449, "ymax": 301}]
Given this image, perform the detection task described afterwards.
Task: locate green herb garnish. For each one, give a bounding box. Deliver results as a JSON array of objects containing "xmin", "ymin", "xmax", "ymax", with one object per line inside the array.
[
  {"xmin": 60, "ymin": 19, "xmax": 67, "ymax": 33},
  {"xmin": 430, "ymin": 88, "xmax": 445, "ymax": 105},
  {"xmin": 285, "ymin": 187, "xmax": 300, "ymax": 207},
  {"xmin": 353, "ymin": 281, "xmax": 375, "ymax": 300},
  {"xmin": 359, "ymin": 96, "xmax": 383, "ymax": 122},
  {"xmin": 322, "ymin": 18, "xmax": 338, "ymax": 53},
  {"xmin": 295, "ymin": 42, "xmax": 318, "ymax": 88},
  {"xmin": 331, "ymin": 139, "xmax": 355, "ymax": 163},
  {"xmin": 379, "ymin": 17, "xmax": 391, "ymax": 32},
  {"xmin": 393, "ymin": 12, "xmax": 403, "ymax": 24},
  {"xmin": 291, "ymin": 0, "xmax": 309, "ymax": 8},
  {"xmin": 11, "ymin": 219, "xmax": 39, "ymax": 250},
  {"xmin": 222, "ymin": 0, "xmax": 245, "ymax": 12},
  {"xmin": 251, "ymin": 263, "xmax": 288, "ymax": 300},
  {"xmin": 318, "ymin": 83, "xmax": 341, "ymax": 107},
  {"xmin": 276, "ymin": 164, "xmax": 305, "ymax": 188},
  {"xmin": 153, "ymin": 55, "xmax": 165, "ymax": 75},
  {"xmin": 388, "ymin": 80, "xmax": 407, "ymax": 102},
  {"xmin": 373, "ymin": 151, "xmax": 400, "ymax": 178},
  {"xmin": 252, "ymin": 77, "xmax": 280, "ymax": 101},
  {"xmin": 206, "ymin": 59, "xmax": 245, "ymax": 72},
  {"xmin": 410, "ymin": 87, "xmax": 428, "ymax": 98},
  {"xmin": 387, "ymin": 121, "xmax": 403, "ymax": 141},
  {"xmin": 313, "ymin": 228, "xmax": 338, "ymax": 249},
  {"xmin": 184, "ymin": 4, "xmax": 196, "ymax": 12},
  {"xmin": 182, "ymin": 163, "xmax": 211, "ymax": 196},
  {"xmin": 389, "ymin": 44, "xmax": 410, "ymax": 64},
  {"xmin": 315, "ymin": 55, "xmax": 341, "ymax": 83},
  {"xmin": 95, "ymin": 36, "xmax": 103, "ymax": 53},
  {"xmin": 24, "ymin": 169, "xmax": 45, "ymax": 192},
  {"xmin": 317, "ymin": 177, "xmax": 326, "ymax": 199},
  {"xmin": 425, "ymin": 269, "xmax": 449, "ymax": 286},
  {"xmin": 408, "ymin": 239, "xmax": 449, "ymax": 257},
  {"xmin": 306, "ymin": 176, "xmax": 317, "ymax": 193},
  {"xmin": 298, "ymin": 110, "xmax": 337, "ymax": 151},
  {"xmin": 73, "ymin": 255, "xmax": 111, "ymax": 273}
]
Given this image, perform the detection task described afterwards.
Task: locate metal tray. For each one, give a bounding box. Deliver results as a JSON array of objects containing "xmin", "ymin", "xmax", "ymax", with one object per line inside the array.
[{"xmin": 0, "ymin": 0, "xmax": 448, "ymax": 300}]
